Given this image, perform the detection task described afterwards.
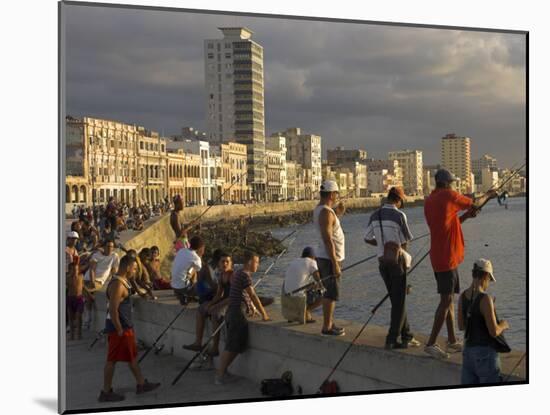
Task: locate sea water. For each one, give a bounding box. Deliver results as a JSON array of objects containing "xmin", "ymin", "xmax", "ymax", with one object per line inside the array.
[{"xmin": 263, "ymin": 197, "xmax": 527, "ymax": 350}]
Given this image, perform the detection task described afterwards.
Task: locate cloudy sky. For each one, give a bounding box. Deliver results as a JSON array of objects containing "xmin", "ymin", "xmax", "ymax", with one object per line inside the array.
[{"xmin": 64, "ymin": 3, "xmax": 526, "ymax": 166}]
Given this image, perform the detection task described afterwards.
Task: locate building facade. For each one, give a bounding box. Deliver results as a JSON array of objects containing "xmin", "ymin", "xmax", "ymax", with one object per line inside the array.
[
  {"xmin": 276, "ymin": 128, "xmax": 322, "ymax": 200},
  {"xmin": 65, "ymin": 116, "xmax": 143, "ymax": 208},
  {"xmin": 388, "ymin": 150, "xmax": 423, "ymax": 196},
  {"xmin": 167, "ymin": 150, "xmax": 186, "ymax": 201},
  {"xmin": 480, "ymin": 168, "xmax": 498, "ymax": 193},
  {"xmin": 367, "ymin": 169, "xmax": 398, "ymax": 194},
  {"xmin": 472, "ymin": 154, "xmax": 498, "ymax": 185},
  {"xmin": 216, "ymin": 142, "xmax": 249, "ymax": 202},
  {"xmin": 183, "ymin": 152, "xmax": 202, "ymax": 206},
  {"xmin": 323, "ymin": 161, "xmax": 367, "ymax": 197},
  {"xmin": 136, "ymin": 127, "xmax": 167, "ymax": 205},
  {"xmin": 441, "ymin": 133, "xmax": 472, "ymax": 193},
  {"xmin": 327, "ymin": 146, "xmax": 367, "ymax": 165},
  {"xmin": 365, "ymin": 159, "xmax": 403, "ymax": 189},
  {"xmin": 168, "ymin": 139, "xmax": 212, "ymax": 205},
  {"xmin": 204, "ymin": 27, "xmax": 266, "ymax": 200}
]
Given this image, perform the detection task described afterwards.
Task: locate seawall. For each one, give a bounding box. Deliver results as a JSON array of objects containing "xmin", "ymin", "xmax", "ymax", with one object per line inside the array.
[
  {"xmin": 118, "ymin": 196, "xmax": 424, "ymax": 263},
  {"xmin": 91, "ymin": 291, "xmax": 525, "ymax": 394}
]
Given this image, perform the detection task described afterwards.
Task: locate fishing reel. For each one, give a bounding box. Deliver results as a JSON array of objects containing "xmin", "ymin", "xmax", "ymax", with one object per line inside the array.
[{"xmin": 496, "ymin": 191, "xmax": 509, "ymax": 206}]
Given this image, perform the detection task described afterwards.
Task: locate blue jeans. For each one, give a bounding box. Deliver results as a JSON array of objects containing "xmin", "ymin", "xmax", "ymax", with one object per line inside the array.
[{"xmin": 461, "ymin": 346, "xmax": 502, "ymax": 384}]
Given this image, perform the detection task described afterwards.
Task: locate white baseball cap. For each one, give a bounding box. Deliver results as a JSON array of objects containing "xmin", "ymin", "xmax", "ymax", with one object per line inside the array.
[
  {"xmin": 473, "ymin": 258, "xmax": 495, "ymax": 281},
  {"xmin": 320, "ymin": 180, "xmax": 339, "ymax": 193},
  {"xmin": 67, "ymin": 231, "xmax": 80, "ymax": 239}
]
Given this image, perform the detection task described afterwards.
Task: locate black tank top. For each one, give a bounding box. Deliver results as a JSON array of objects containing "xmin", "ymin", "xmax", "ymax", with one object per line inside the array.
[
  {"xmin": 105, "ymin": 277, "xmax": 134, "ymax": 333},
  {"xmin": 461, "ymin": 291, "xmax": 494, "ymax": 349}
]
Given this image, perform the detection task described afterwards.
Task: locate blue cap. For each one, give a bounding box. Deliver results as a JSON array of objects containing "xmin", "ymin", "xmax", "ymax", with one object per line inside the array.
[
  {"xmin": 301, "ymin": 246, "xmax": 315, "ymax": 258},
  {"xmin": 435, "ymin": 169, "xmax": 457, "ymax": 183}
]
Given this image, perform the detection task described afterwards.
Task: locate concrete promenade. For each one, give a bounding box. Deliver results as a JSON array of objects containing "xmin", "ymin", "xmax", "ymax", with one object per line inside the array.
[
  {"xmin": 63, "ymin": 289, "xmax": 526, "ymax": 412},
  {"xmin": 66, "ymin": 330, "xmax": 262, "ymax": 412}
]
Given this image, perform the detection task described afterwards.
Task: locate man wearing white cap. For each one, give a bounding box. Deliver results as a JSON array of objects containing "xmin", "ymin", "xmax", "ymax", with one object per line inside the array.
[
  {"xmin": 458, "ymin": 258, "xmax": 510, "ymax": 384},
  {"xmin": 65, "ymin": 231, "xmax": 80, "ymax": 275},
  {"xmin": 313, "ymin": 180, "xmax": 346, "ymax": 336}
]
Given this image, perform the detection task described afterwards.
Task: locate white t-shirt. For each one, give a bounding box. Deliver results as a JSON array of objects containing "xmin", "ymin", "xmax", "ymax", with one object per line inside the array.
[
  {"xmin": 84, "ymin": 252, "xmax": 120, "ymax": 285},
  {"xmin": 171, "ymin": 248, "xmax": 202, "ymax": 289},
  {"xmin": 283, "ymin": 257, "xmax": 319, "ymax": 297}
]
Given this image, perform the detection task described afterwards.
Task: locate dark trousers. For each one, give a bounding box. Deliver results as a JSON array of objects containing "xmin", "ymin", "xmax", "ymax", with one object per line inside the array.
[{"xmin": 379, "ymin": 259, "xmax": 413, "ymax": 344}]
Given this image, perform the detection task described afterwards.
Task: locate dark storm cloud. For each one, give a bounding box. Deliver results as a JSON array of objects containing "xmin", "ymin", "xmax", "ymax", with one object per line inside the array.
[{"xmin": 64, "ymin": 4, "xmax": 526, "ymax": 166}]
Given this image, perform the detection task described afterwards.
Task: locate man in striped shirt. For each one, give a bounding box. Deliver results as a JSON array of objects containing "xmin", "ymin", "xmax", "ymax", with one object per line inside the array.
[
  {"xmin": 215, "ymin": 251, "xmax": 270, "ymax": 385},
  {"xmin": 365, "ymin": 187, "xmax": 420, "ymax": 350}
]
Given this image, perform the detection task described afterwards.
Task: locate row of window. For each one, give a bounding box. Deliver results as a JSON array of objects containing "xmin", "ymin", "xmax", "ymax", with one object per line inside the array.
[
  {"xmin": 139, "ymin": 141, "xmax": 165, "ymax": 152},
  {"xmin": 207, "ymin": 52, "xmax": 233, "ymax": 59},
  {"xmin": 207, "ymin": 42, "xmax": 232, "ymax": 49},
  {"xmin": 168, "ymin": 164, "xmax": 202, "ymax": 179}
]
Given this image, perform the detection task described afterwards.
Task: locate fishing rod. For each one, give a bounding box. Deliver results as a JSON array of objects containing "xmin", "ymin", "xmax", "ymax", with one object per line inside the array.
[
  {"xmin": 139, "ymin": 227, "xmax": 299, "ymax": 363},
  {"xmin": 171, "ymin": 236, "xmax": 298, "ymax": 386},
  {"xmin": 317, "ymin": 249, "xmax": 431, "ymax": 393},
  {"xmin": 88, "ymin": 329, "xmax": 105, "ymax": 350},
  {"xmin": 138, "ymin": 305, "xmax": 189, "ymax": 363},
  {"xmin": 502, "ymin": 352, "xmax": 526, "ymax": 383},
  {"xmin": 286, "ymin": 232, "xmax": 431, "ymax": 296},
  {"xmin": 471, "ymin": 162, "xmax": 526, "ymax": 214},
  {"xmin": 486, "ymin": 161, "xmax": 526, "ymax": 198}
]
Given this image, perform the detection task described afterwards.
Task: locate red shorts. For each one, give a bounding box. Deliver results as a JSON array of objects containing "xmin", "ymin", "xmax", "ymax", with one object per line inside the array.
[{"xmin": 107, "ymin": 328, "xmax": 137, "ymax": 362}]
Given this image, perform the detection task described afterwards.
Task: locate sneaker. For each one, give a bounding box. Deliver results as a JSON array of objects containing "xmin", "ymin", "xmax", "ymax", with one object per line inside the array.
[
  {"xmin": 98, "ymin": 389, "xmax": 125, "ymax": 402},
  {"xmin": 136, "ymin": 379, "xmax": 160, "ymax": 395},
  {"xmin": 447, "ymin": 341, "xmax": 463, "ymax": 352},
  {"xmin": 214, "ymin": 374, "xmax": 225, "ymax": 385},
  {"xmin": 424, "ymin": 344, "xmax": 450, "ymax": 359},
  {"xmin": 332, "ymin": 326, "xmax": 345, "ymax": 335},
  {"xmin": 321, "ymin": 327, "xmax": 345, "ymax": 336},
  {"xmin": 404, "ymin": 338, "xmax": 422, "ymax": 348},
  {"xmin": 182, "ymin": 343, "xmax": 203, "ymax": 352},
  {"xmin": 385, "ymin": 342, "xmax": 407, "ymax": 350}
]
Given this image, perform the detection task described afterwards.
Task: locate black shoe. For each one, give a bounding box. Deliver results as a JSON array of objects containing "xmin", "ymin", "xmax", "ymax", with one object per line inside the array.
[
  {"xmin": 136, "ymin": 379, "xmax": 161, "ymax": 395},
  {"xmin": 98, "ymin": 389, "xmax": 125, "ymax": 402},
  {"xmin": 385, "ymin": 342, "xmax": 407, "ymax": 350},
  {"xmin": 322, "ymin": 327, "xmax": 345, "ymax": 336}
]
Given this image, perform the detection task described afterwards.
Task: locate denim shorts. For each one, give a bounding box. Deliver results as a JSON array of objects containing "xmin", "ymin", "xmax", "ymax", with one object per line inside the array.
[{"xmin": 461, "ymin": 345, "xmax": 502, "ymax": 384}]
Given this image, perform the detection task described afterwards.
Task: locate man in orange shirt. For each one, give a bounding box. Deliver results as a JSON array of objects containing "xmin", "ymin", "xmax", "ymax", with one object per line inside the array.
[{"xmin": 423, "ymin": 169, "xmax": 497, "ymax": 359}]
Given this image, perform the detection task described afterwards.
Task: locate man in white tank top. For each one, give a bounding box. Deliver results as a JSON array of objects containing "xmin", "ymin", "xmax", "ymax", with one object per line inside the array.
[{"xmin": 314, "ymin": 180, "xmax": 346, "ymax": 336}]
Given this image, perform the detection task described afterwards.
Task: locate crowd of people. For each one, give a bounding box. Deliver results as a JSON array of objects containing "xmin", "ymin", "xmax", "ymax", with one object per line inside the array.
[
  {"xmin": 66, "ymin": 168, "xmax": 511, "ymax": 402},
  {"xmin": 71, "ymin": 197, "xmax": 172, "ymax": 236}
]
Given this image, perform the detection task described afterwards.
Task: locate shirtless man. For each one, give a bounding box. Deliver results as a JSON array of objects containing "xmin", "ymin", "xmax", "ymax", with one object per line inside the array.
[
  {"xmin": 171, "ymin": 194, "xmax": 191, "ymax": 252},
  {"xmin": 98, "ymin": 255, "xmax": 160, "ymax": 402}
]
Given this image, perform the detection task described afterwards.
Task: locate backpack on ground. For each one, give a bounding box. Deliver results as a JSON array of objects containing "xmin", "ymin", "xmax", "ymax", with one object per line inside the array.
[{"xmin": 260, "ymin": 371, "xmax": 294, "ymax": 397}]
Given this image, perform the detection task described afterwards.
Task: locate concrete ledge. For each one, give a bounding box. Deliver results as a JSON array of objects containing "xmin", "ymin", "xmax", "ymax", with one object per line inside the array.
[{"xmin": 92, "ymin": 290, "xmax": 525, "ymax": 395}]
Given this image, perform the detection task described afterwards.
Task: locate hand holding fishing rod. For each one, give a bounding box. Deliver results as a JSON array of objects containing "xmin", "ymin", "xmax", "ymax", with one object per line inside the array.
[{"xmin": 461, "ymin": 161, "xmax": 526, "ymax": 222}]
